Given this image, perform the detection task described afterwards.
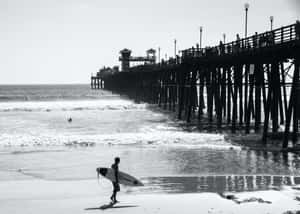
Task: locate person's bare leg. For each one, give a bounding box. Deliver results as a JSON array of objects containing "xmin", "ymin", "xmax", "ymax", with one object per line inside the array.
[
  {"xmin": 114, "ymin": 191, "xmax": 118, "ymax": 203},
  {"xmin": 110, "ymin": 190, "xmax": 117, "ymax": 203}
]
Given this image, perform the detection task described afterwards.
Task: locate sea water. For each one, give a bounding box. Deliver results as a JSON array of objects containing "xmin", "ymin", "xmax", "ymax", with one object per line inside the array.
[{"xmin": 0, "ymin": 84, "xmax": 300, "ymax": 194}]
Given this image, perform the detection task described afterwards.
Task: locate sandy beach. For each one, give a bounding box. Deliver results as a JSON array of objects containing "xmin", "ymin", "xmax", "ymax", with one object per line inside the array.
[{"xmin": 0, "ymin": 179, "xmax": 300, "ymax": 214}]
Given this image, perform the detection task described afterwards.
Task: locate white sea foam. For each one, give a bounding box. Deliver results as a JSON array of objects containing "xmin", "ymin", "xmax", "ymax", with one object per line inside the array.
[
  {"xmin": 0, "ymin": 99, "xmax": 147, "ymax": 112},
  {"xmin": 0, "ymin": 131, "xmax": 237, "ymax": 150}
]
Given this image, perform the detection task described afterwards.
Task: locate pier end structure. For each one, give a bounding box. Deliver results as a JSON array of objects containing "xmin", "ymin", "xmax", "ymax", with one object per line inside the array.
[{"xmin": 91, "ymin": 49, "xmax": 157, "ymax": 88}]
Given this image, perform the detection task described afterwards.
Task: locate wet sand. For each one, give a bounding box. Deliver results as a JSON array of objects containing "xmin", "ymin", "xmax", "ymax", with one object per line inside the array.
[{"xmin": 0, "ymin": 179, "xmax": 300, "ymax": 214}]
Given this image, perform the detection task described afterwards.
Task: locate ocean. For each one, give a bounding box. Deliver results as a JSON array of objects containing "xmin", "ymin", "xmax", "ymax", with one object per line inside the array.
[{"xmin": 0, "ymin": 84, "xmax": 300, "ymax": 194}]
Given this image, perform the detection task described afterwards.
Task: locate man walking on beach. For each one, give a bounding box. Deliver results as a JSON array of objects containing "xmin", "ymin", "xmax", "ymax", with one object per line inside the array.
[{"xmin": 110, "ymin": 157, "xmax": 120, "ymax": 204}]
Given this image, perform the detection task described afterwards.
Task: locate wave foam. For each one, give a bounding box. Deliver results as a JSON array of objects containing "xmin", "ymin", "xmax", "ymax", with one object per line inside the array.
[
  {"xmin": 0, "ymin": 131, "xmax": 237, "ymax": 150},
  {"xmin": 0, "ymin": 100, "xmax": 147, "ymax": 112}
]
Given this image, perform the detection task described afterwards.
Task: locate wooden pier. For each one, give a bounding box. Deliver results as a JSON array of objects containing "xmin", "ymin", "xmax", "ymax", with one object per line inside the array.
[
  {"xmin": 90, "ymin": 76, "xmax": 103, "ymax": 89},
  {"xmin": 91, "ymin": 22, "xmax": 300, "ymax": 149}
]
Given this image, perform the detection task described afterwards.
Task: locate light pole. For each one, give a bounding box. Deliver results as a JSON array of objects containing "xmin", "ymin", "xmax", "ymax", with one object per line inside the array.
[
  {"xmin": 270, "ymin": 16, "xmax": 274, "ymax": 31},
  {"xmin": 174, "ymin": 39, "xmax": 177, "ymax": 58},
  {"xmin": 244, "ymin": 3, "xmax": 249, "ymax": 38},
  {"xmin": 199, "ymin": 26, "xmax": 203, "ymax": 48},
  {"xmin": 158, "ymin": 47, "xmax": 161, "ymax": 64},
  {"xmin": 223, "ymin": 33, "xmax": 226, "ymax": 43}
]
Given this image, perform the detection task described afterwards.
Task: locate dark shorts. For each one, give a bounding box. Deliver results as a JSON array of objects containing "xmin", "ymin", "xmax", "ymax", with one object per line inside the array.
[{"xmin": 113, "ymin": 182, "xmax": 120, "ymax": 192}]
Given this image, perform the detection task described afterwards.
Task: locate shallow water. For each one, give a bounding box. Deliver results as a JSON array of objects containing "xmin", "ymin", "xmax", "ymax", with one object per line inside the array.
[
  {"xmin": 1, "ymin": 145, "xmax": 300, "ymax": 194},
  {"xmin": 0, "ymin": 84, "xmax": 300, "ymax": 194}
]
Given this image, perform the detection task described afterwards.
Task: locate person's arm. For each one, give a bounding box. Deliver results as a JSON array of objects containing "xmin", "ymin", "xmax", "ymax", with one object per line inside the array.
[{"xmin": 115, "ymin": 166, "xmax": 119, "ymax": 183}]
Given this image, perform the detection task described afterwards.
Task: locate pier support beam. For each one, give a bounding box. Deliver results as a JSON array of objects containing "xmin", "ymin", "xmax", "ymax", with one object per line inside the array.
[{"xmin": 283, "ymin": 59, "xmax": 300, "ymax": 148}]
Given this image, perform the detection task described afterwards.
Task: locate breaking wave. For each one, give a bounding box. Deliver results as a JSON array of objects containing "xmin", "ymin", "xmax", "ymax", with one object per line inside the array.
[
  {"xmin": 0, "ymin": 131, "xmax": 235, "ymax": 150},
  {"xmin": 0, "ymin": 100, "xmax": 147, "ymax": 112}
]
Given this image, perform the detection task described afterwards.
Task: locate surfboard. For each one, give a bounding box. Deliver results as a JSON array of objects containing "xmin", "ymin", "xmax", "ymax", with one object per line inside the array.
[{"xmin": 97, "ymin": 167, "xmax": 144, "ymax": 186}]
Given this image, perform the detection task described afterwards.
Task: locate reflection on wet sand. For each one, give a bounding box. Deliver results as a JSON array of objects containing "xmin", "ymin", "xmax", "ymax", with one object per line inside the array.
[
  {"xmin": 142, "ymin": 175, "xmax": 300, "ymax": 194},
  {"xmin": 163, "ymin": 149, "xmax": 300, "ymax": 176}
]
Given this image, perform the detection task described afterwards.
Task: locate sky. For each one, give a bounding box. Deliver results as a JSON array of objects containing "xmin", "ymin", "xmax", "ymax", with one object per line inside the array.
[{"xmin": 0, "ymin": 0, "xmax": 299, "ymax": 84}]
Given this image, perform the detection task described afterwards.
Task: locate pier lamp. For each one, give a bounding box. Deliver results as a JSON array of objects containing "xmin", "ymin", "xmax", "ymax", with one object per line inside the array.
[
  {"xmin": 199, "ymin": 26, "xmax": 203, "ymax": 48},
  {"xmin": 174, "ymin": 39, "xmax": 177, "ymax": 58},
  {"xmin": 223, "ymin": 33, "xmax": 226, "ymax": 43},
  {"xmin": 244, "ymin": 3, "xmax": 249, "ymax": 38},
  {"xmin": 158, "ymin": 47, "xmax": 161, "ymax": 64},
  {"xmin": 270, "ymin": 16, "xmax": 274, "ymax": 31}
]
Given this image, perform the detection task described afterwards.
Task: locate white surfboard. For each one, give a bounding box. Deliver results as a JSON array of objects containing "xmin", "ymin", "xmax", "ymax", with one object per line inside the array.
[{"xmin": 97, "ymin": 167, "xmax": 144, "ymax": 186}]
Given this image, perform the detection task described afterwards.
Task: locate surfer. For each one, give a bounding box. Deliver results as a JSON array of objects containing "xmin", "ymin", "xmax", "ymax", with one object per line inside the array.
[{"xmin": 110, "ymin": 157, "xmax": 120, "ymax": 204}]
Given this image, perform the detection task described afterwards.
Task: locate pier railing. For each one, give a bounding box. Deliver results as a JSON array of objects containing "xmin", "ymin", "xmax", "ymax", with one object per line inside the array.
[{"xmin": 181, "ymin": 23, "xmax": 299, "ymax": 59}]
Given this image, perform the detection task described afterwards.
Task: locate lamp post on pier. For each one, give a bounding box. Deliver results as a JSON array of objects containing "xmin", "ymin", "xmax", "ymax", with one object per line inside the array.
[
  {"xmin": 244, "ymin": 3, "xmax": 249, "ymax": 38},
  {"xmin": 270, "ymin": 16, "xmax": 274, "ymax": 31},
  {"xmin": 199, "ymin": 26, "xmax": 203, "ymax": 48},
  {"xmin": 158, "ymin": 47, "xmax": 161, "ymax": 64},
  {"xmin": 174, "ymin": 39, "xmax": 177, "ymax": 58}
]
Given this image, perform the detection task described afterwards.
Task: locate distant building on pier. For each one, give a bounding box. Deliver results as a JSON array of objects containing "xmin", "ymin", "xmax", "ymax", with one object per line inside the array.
[{"xmin": 119, "ymin": 48, "xmax": 156, "ymax": 71}]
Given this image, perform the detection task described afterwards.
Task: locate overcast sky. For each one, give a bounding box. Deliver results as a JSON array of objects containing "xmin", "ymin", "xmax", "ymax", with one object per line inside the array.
[{"xmin": 0, "ymin": 0, "xmax": 299, "ymax": 84}]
